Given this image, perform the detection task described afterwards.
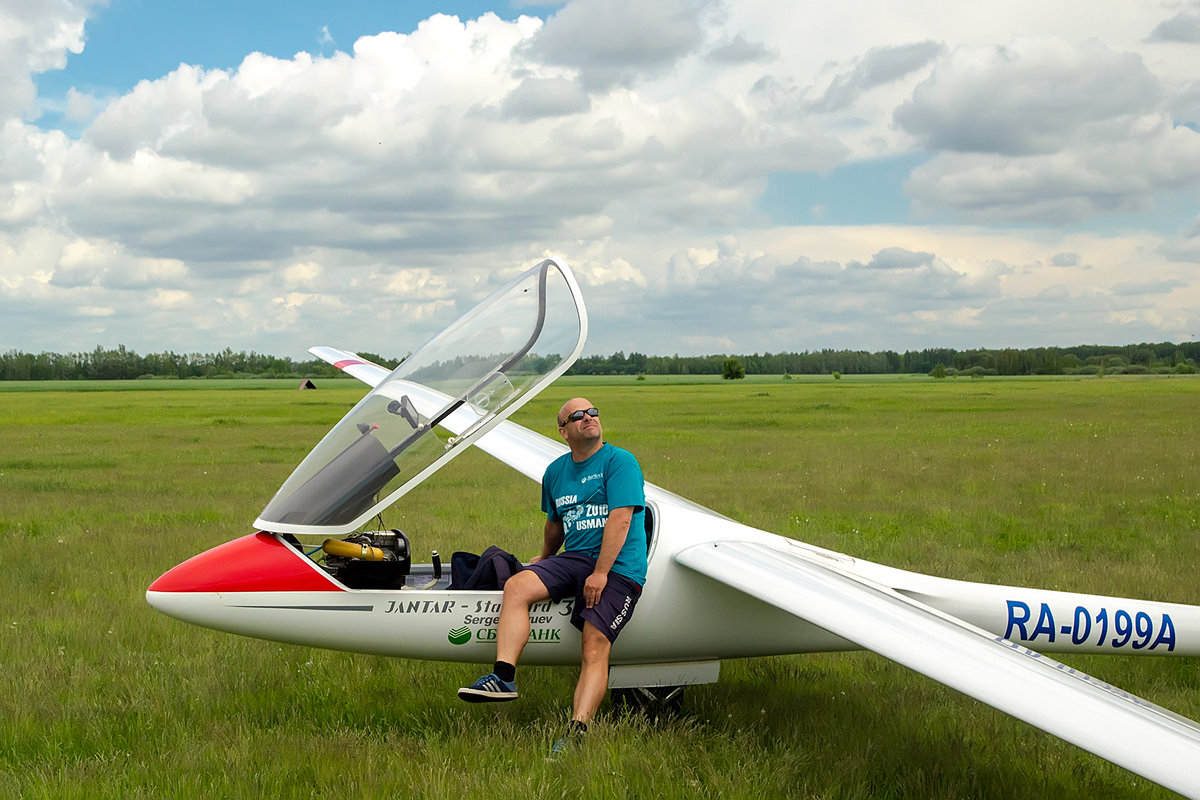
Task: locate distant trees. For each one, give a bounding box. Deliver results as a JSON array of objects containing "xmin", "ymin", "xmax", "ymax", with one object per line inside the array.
[
  {"xmin": 722, "ymin": 357, "xmax": 746, "ymax": 380},
  {"xmin": 0, "ymin": 340, "xmax": 1197, "ymax": 380},
  {"xmin": 567, "ymin": 342, "xmax": 1198, "ymax": 377},
  {"xmin": 0, "ymin": 346, "xmax": 358, "ymax": 381}
]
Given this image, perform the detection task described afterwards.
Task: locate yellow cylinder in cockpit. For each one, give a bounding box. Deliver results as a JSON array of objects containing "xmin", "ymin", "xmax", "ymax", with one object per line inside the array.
[{"xmin": 322, "ymin": 538, "xmax": 387, "ymax": 561}]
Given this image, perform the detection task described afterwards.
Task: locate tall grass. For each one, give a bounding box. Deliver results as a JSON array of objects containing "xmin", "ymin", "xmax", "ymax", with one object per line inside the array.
[{"xmin": 1, "ymin": 375, "xmax": 1197, "ymax": 799}]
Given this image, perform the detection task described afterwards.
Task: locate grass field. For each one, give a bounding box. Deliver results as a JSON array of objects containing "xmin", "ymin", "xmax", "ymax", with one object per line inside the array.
[{"xmin": 2, "ymin": 374, "xmax": 1198, "ymax": 799}]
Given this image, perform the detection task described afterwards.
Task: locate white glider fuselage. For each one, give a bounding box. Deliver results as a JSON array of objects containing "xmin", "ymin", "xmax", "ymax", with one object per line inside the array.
[{"xmin": 145, "ymin": 484, "xmax": 1200, "ymax": 665}]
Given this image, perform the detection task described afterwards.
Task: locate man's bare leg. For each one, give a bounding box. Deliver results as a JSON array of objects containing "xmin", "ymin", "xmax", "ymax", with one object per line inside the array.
[
  {"xmin": 571, "ymin": 621, "xmax": 612, "ymax": 724},
  {"xmin": 549, "ymin": 622, "xmax": 611, "ymax": 755},
  {"xmin": 496, "ymin": 570, "xmax": 550, "ymax": 665}
]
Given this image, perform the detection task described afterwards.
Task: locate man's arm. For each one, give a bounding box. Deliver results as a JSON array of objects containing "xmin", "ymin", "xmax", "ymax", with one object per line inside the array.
[
  {"xmin": 583, "ymin": 506, "xmax": 633, "ymax": 608},
  {"xmin": 532, "ymin": 519, "xmax": 564, "ymax": 564}
]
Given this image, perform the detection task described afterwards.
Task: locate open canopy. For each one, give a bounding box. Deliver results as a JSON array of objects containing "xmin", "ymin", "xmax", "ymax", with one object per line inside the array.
[{"xmin": 255, "ymin": 257, "xmax": 587, "ymax": 535}]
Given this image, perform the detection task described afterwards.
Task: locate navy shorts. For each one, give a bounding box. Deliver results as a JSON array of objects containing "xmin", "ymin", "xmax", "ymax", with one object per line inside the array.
[{"xmin": 524, "ymin": 551, "xmax": 642, "ymax": 643}]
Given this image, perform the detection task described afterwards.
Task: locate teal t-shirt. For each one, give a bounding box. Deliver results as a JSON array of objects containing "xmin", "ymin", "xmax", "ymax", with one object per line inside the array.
[{"xmin": 541, "ymin": 443, "xmax": 647, "ymax": 586}]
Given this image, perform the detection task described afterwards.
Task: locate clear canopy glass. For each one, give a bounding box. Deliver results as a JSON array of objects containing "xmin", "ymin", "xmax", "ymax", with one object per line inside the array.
[{"xmin": 255, "ymin": 257, "xmax": 587, "ymax": 535}]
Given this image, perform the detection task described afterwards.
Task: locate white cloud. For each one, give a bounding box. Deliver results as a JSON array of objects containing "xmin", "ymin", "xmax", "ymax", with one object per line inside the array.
[
  {"xmin": 574, "ymin": 256, "xmax": 647, "ymax": 288},
  {"xmin": 705, "ymin": 33, "xmax": 773, "ymax": 64},
  {"xmin": 1160, "ymin": 215, "xmax": 1200, "ymax": 262},
  {"xmin": 893, "ymin": 35, "xmax": 1200, "ymax": 222},
  {"xmin": 281, "ymin": 261, "xmax": 322, "ymax": 289},
  {"xmin": 525, "ymin": 0, "xmax": 717, "ymax": 91},
  {"xmin": 380, "ymin": 268, "xmax": 451, "ymax": 299},
  {"xmin": 809, "ymin": 40, "xmax": 943, "ymax": 113},
  {"xmin": 1111, "ymin": 277, "xmax": 1188, "ymax": 296},
  {"xmin": 1147, "ymin": 11, "xmax": 1200, "ymax": 43},
  {"xmin": 0, "ymin": 1, "xmax": 1198, "ymax": 358},
  {"xmin": 501, "ymin": 76, "xmax": 590, "ymax": 120},
  {"xmin": 151, "ymin": 289, "xmax": 192, "ymax": 310},
  {"xmin": 895, "ymin": 37, "xmax": 1161, "ymax": 156},
  {"xmin": 63, "ymin": 86, "xmax": 98, "ymax": 122},
  {"xmin": 905, "ymin": 121, "xmax": 1200, "ymax": 223},
  {"xmin": 0, "ymin": 0, "xmax": 89, "ymax": 120}
]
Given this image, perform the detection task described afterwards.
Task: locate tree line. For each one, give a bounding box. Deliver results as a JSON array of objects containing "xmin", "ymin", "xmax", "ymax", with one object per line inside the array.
[
  {"xmin": 569, "ymin": 342, "xmax": 1200, "ymax": 377},
  {"xmin": 0, "ymin": 345, "xmax": 399, "ymax": 381},
  {"xmin": 1, "ymin": 342, "xmax": 1197, "ymax": 382}
]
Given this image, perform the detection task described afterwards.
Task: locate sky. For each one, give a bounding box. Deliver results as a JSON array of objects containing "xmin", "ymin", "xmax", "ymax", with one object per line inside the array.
[{"xmin": 3, "ymin": 0, "xmax": 1199, "ymax": 360}]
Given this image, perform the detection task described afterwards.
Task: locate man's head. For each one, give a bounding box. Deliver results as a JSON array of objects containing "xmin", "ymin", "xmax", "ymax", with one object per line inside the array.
[{"xmin": 557, "ymin": 397, "xmax": 602, "ymax": 456}]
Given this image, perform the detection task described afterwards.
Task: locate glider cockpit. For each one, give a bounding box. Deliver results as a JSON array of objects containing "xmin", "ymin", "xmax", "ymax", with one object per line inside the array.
[
  {"xmin": 245, "ymin": 256, "xmax": 656, "ymax": 592},
  {"xmin": 257, "ymin": 258, "xmax": 588, "ymax": 537},
  {"xmin": 244, "ymin": 256, "xmax": 603, "ymax": 592}
]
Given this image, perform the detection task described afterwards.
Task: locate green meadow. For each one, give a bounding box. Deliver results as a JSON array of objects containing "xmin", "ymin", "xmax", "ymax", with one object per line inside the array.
[{"xmin": 2, "ymin": 375, "xmax": 1198, "ymax": 799}]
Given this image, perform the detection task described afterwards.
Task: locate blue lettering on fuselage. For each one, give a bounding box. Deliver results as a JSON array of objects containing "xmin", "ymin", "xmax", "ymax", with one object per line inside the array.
[
  {"xmin": 1005, "ymin": 600, "xmax": 1031, "ymax": 640},
  {"xmin": 1004, "ymin": 600, "xmax": 1175, "ymax": 651},
  {"xmin": 1031, "ymin": 603, "xmax": 1056, "ymax": 643}
]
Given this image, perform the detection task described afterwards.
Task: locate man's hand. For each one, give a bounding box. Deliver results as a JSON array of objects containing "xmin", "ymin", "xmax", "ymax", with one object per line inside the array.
[{"xmin": 584, "ymin": 570, "xmax": 608, "ymax": 608}]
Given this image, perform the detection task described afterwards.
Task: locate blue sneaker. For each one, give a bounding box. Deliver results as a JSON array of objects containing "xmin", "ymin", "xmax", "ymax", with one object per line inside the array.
[
  {"xmin": 548, "ymin": 733, "xmax": 571, "ymax": 758},
  {"xmin": 457, "ymin": 672, "xmax": 518, "ymax": 703},
  {"xmin": 548, "ymin": 720, "xmax": 587, "ymax": 758}
]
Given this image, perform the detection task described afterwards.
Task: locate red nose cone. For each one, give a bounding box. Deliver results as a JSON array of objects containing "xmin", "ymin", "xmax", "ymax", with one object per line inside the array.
[{"xmin": 149, "ymin": 533, "xmax": 340, "ymax": 593}]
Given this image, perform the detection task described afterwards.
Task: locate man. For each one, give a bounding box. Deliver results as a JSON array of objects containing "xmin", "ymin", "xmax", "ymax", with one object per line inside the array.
[{"xmin": 458, "ymin": 397, "xmax": 647, "ymax": 753}]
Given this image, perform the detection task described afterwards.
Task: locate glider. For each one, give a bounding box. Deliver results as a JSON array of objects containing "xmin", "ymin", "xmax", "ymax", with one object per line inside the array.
[{"xmin": 147, "ymin": 257, "xmax": 1200, "ymax": 798}]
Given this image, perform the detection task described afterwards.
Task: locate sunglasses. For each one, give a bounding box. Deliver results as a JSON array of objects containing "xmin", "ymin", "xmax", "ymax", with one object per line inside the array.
[{"xmin": 558, "ymin": 407, "xmax": 599, "ymax": 426}]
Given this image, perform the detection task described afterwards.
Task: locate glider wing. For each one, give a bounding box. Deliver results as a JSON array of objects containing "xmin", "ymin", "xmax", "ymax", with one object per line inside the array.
[
  {"xmin": 308, "ymin": 346, "xmax": 390, "ymax": 388},
  {"xmin": 675, "ymin": 539, "xmax": 1200, "ymax": 799}
]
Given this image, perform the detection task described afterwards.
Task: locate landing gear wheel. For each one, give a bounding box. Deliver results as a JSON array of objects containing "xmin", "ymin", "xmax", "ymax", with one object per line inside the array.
[{"xmin": 612, "ymin": 685, "xmax": 684, "ymax": 717}]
